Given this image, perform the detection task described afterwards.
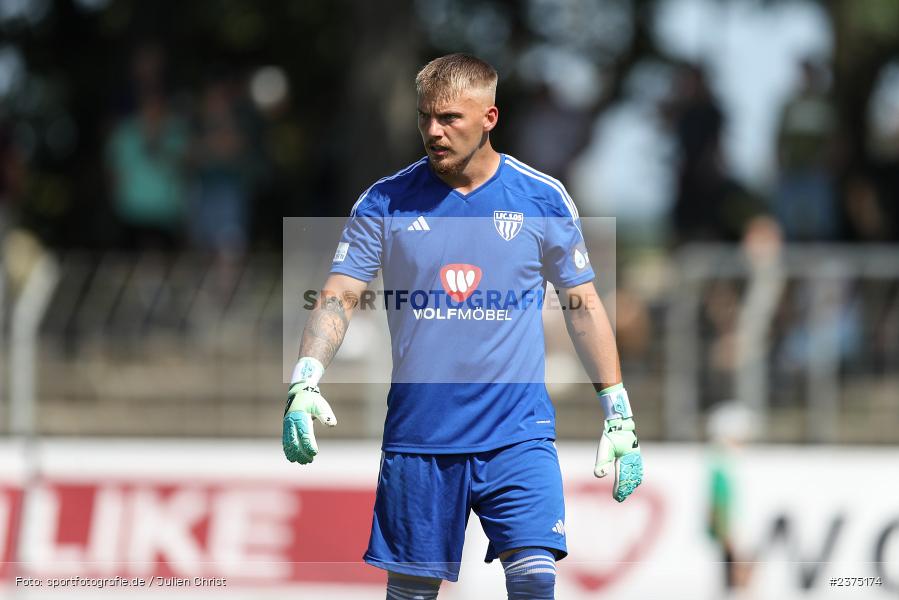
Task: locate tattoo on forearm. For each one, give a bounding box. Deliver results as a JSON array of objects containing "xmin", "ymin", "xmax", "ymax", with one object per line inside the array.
[{"xmin": 299, "ymin": 294, "xmax": 349, "ymax": 366}]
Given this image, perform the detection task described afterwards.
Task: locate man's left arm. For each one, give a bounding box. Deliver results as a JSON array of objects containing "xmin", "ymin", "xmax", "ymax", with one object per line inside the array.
[{"xmin": 560, "ymin": 281, "xmax": 644, "ymax": 502}]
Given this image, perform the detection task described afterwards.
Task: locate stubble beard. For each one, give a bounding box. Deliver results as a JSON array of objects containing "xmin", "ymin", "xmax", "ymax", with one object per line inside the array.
[{"xmin": 429, "ymin": 146, "xmax": 477, "ymax": 177}]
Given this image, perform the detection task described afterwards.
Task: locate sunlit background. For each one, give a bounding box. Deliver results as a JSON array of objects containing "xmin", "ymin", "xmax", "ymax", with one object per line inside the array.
[{"xmin": 1, "ymin": 0, "xmax": 898, "ymax": 598}]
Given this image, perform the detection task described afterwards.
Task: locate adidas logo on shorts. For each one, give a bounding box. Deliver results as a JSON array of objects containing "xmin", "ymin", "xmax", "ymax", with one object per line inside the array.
[{"xmin": 551, "ymin": 520, "xmax": 565, "ymax": 536}]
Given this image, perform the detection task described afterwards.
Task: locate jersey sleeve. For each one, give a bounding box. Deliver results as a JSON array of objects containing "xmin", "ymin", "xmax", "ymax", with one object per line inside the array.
[
  {"xmin": 329, "ymin": 193, "xmax": 384, "ymax": 282},
  {"xmin": 541, "ymin": 194, "xmax": 595, "ymax": 288}
]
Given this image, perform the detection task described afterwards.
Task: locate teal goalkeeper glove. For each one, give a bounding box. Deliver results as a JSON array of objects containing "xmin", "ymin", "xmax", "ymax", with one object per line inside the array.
[
  {"xmin": 283, "ymin": 358, "xmax": 336, "ymax": 465},
  {"xmin": 594, "ymin": 384, "xmax": 643, "ymax": 502}
]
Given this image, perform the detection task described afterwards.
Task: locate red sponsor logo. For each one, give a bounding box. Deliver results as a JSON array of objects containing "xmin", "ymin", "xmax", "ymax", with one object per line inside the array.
[
  {"xmin": 440, "ymin": 264, "xmax": 482, "ymax": 303},
  {"xmin": 565, "ymin": 480, "xmax": 664, "ymax": 592},
  {"xmin": 0, "ymin": 482, "xmax": 378, "ymax": 585}
]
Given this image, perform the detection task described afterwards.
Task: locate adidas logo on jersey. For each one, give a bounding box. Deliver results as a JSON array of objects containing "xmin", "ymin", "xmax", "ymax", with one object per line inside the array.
[
  {"xmin": 552, "ymin": 520, "xmax": 565, "ymax": 536},
  {"xmin": 407, "ymin": 216, "xmax": 430, "ymax": 231}
]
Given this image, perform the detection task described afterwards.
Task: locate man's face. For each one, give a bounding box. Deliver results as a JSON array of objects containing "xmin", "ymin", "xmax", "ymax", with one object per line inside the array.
[{"xmin": 417, "ymin": 89, "xmax": 496, "ymax": 176}]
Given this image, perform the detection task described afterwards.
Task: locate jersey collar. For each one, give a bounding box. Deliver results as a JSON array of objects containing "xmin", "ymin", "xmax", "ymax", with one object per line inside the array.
[{"xmin": 427, "ymin": 153, "xmax": 505, "ymax": 201}]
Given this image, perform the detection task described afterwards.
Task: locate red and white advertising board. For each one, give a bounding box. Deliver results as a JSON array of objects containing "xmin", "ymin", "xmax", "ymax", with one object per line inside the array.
[{"xmin": 0, "ymin": 440, "xmax": 896, "ymax": 599}]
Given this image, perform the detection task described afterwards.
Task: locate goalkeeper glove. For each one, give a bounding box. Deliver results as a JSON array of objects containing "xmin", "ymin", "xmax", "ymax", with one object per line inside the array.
[
  {"xmin": 283, "ymin": 357, "xmax": 337, "ymax": 464},
  {"xmin": 594, "ymin": 384, "xmax": 643, "ymax": 502}
]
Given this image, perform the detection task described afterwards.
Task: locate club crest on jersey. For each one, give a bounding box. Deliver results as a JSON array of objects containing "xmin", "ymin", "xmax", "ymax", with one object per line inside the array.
[
  {"xmin": 493, "ymin": 211, "xmax": 524, "ymax": 241},
  {"xmin": 440, "ymin": 263, "xmax": 483, "ymax": 303}
]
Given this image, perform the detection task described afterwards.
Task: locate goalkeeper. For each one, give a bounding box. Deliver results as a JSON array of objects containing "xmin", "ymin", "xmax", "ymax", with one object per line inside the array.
[{"xmin": 284, "ymin": 53, "xmax": 642, "ymax": 600}]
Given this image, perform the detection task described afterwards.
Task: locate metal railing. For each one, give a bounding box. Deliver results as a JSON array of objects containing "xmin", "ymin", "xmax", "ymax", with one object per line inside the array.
[
  {"xmin": 664, "ymin": 244, "xmax": 899, "ymax": 443},
  {"xmin": 2, "ymin": 245, "xmax": 898, "ymax": 443}
]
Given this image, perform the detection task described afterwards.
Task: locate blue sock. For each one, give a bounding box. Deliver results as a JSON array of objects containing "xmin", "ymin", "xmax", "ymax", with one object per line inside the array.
[
  {"xmin": 386, "ymin": 572, "xmax": 440, "ymax": 600},
  {"xmin": 502, "ymin": 547, "xmax": 556, "ymax": 600}
]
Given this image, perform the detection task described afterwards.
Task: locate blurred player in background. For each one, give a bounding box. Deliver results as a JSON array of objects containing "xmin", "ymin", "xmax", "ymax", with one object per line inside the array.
[
  {"xmin": 283, "ymin": 53, "xmax": 643, "ymax": 600},
  {"xmin": 707, "ymin": 401, "xmax": 758, "ymax": 595}
]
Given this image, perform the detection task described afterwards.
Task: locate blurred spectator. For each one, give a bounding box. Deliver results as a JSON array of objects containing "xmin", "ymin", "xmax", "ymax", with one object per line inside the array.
[
  {"xmin": 512, "ymin": 83, "xmax": 594, "ymax": 180},
  {"xmin": 113, "ymin": 42, "xmax": 168, "ymax": 118},
  {"xmin": 0, "ymin": 119, "xmax": 26, "ymax": 240},
  {"xmin": 663, "ymin": 64, "xmax": 733, "ymax": 243},
  {"xmin": 188, "ymin": 75, "xmax": 254, "ymax": 258},
  {"xmin": 772, "ymin": 280, "xmax": 863, "ymax": 377},
  {"xmin": 844, "ymin": 171, "xmax": 890, "ymax": 241},
  {"xmin": 773, "ymin": 59, "xmax": 840, "ymax": 241},
  {"xmin": 706, "ymin": 401, "xmax": 758, "ymax": 594},
  {"xmin": 865, "ymin": 101, "xmax": 899, "ymax": 242},
  {"xmin": 249, "ymin": 67, "xmax": 305, "ymax": 243},
  {"xmin": 105, "ymin": 46, "xmax": 189, "ymax": 251},
  {"xmin": 612, "ymin": 286, "xmax": 652, "ymax": 366},
  {"xmin": 701, "ymin": 280, "xmax": 740, "ymax": 404}
]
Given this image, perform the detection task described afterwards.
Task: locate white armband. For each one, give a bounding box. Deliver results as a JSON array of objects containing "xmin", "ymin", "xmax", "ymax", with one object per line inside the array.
[
  {"xmin": 598, "ymin": 383, "xmax": 632, "ymax": 420},
  {"xmin": 291, "ymin": 357, "xmax": 325, "ymax": 387}
]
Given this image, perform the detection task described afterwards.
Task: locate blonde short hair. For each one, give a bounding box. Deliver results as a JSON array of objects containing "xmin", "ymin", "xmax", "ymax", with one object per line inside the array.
[{"xmin": 415, "ymin": 53, "xmax": 498, "ymax": 102}]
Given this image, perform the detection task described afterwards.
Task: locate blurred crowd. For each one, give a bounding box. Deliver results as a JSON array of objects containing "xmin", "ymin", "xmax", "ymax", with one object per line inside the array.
[
  {"xmin": 4, "ymin": 51, "xmax": 899, "ymax": 261},
  {"xmin": 104, "ymin": 44, "xmax": 265, "ymax": 258},
  {"xmin": 661, "ymin": 58, "xmax": 899, "ymax": 245},
  {"xmin": 1, "ymin": 5, "xmax": 897, "ymax": 448},
  {"xmin": 0, "ymin": 41, "xmax": 304, "ymax": 265}
]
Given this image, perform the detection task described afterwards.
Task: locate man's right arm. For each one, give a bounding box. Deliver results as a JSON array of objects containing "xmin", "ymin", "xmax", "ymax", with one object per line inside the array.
[
  {"xmin": 298, "ymin": 273, "xmax": 369, "ymax": 367},
  {"xmin": 283, "ymin": 273, "xmax": 369, "ymax": 465}
]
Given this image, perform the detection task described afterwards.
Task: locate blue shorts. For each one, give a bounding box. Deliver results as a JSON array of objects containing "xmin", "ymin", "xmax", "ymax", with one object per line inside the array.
[{"xmin": 364, "ymin": 437, "xmax": 567, "ymax": 581}]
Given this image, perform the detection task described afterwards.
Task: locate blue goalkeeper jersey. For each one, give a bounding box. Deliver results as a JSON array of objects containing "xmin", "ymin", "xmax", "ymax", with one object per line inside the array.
[{"xmin": 330, "ymin": 154, "xmax": 595, "ymax": 453}]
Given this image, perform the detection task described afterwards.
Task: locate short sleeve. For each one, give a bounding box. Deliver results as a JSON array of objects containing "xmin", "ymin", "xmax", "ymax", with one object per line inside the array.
[
  {"xmin": 329, "ymin": 195, "xmax": 384, "ymax": 282},
  {"xmin": 541, "ymin": 203, "xmax": 595, "ymax": 288}
]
